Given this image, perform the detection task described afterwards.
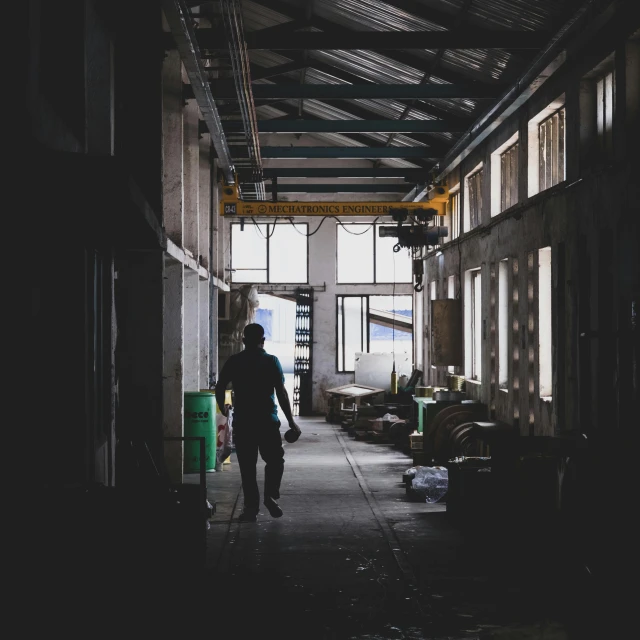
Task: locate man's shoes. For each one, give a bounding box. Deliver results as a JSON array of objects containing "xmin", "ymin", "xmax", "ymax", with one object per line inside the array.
[
  {"xmin": 263, "ymin": 497, "xmax": 283, "ymax": 518},
  {"xmin": 238, "ymin": 510, "xmax": 258, "ymax": 522}
]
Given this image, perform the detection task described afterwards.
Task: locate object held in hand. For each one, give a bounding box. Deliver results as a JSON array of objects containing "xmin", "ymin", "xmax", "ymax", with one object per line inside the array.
[{"xmin": 284, "ymin": 428, "xmax": 300, "ymax": 443}]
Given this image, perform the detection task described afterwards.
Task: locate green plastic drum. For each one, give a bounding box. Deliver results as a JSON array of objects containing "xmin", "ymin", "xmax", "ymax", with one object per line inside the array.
[{"xmin": 184, "ymin": 392, "xmax": 217, "ymax": 473}]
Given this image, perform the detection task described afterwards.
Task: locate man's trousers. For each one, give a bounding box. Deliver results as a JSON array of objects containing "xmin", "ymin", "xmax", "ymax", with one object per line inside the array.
[{"xmin": 233, "ymin": 422, "xmax": 285, "ymax": 514}]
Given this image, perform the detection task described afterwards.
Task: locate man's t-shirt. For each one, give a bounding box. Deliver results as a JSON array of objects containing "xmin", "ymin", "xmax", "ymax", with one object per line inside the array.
[{"xmin": 218, "ymin": 347, "xmax": 284, "ymax": 425}]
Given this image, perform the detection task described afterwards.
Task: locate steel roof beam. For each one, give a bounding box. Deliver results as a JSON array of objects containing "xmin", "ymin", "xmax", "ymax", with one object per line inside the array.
[
  {"xmin": 298, "ymin": 48, "xmax": 497, "ymax": 90},
  {"xmin": 228, "ymin": 147, "xmax": 441, "ymax": 159},
  {"xmin": 248, "ymin": 100, "xmax": 446, "ymax": 165},
  {"xmin": 197, "ymin": 28, "xmax": 546, "ymax": 51},
  {"xmin": 211, "ymin": 82, "xmax": 503, "ymax": 100},
  {"xmin": 263, "ymin": 168, "xmax": 430, "ymax": 179},
  {"xmin": 245, "ymin": 73, "xmax": 475, "ymax": 131},
  {"xmin": 250, "ymin": 60, "xmax": 308, "ymax": 81},
  {"xmin": 194, "ymin": 33, "xmax": 503, "ymax": 89},
  {"xmin": 223, "ymin": 119, "xmax": 471, "ymax": 133},
  {"xmin": 268, "ymin": 184, "xmax": 413, "ymax": 193},
  {"xmin": 263, "ymin": 168, "xmax": 428, "ymax": 179},
  {"xmin": 226, "ymin": 0, "xmax": 531, "ymax": 77}
]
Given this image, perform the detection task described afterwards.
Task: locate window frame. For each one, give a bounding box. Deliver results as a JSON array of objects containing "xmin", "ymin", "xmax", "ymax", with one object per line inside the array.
[
  {"xmin": 528, "ymin": 96, "xmax": 566, "ymax": 197},
  {"xmin": 471, "ymin": 270, "xmax": 482, "ymax": 381},
  {"xmin": 336, "ymin": 222, "xmax": 413, "ymax": 285},
  {"xmin": 498, "ymin": 259, "xmax": 509, "ymax": 389},
  {"xmin": 464, "ymin": 267, "xmax": 482, "ymax": 382},
  {"xmin": 538, "ymin": 247, "xmax": 553, "ymax": 400},
  {"xmin": 596, "ymin": 69, "xmax": 615, "ymax": 158},
  {"xmin": 230, "ymin": 222, "xmax": 309, "ymax": 284},
  {"xmin": 464, "ymin": 164, "xmax": 484, "ymax": 232},
  {"xmin": 538, "ymin": 107, "xmax": 566, "ymax": 192},
  {"xmin": 447, "ymin": 185, "xmax": 461, "ymax": 241},
  {"xmin": 447, "ymin": 275, "xmax": 456, "ymax": 374},
  {"xmin": 336, "ymin": 294, "xmax": 413, "ymax": 373},
  {"xmin": 491, "ymin": 133, "xmax": 520, "ymax": 217}
]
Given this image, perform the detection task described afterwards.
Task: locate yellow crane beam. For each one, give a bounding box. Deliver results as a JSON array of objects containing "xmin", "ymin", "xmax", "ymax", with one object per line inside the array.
[{"xmin": 219, "ymin": 182, "xmax": 448, "ymax": 217}]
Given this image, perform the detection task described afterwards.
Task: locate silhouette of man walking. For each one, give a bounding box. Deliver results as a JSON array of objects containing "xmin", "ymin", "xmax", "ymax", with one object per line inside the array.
[{"xmin": 216, "ymin": 323, "xmax": 301, "ymax": 522}]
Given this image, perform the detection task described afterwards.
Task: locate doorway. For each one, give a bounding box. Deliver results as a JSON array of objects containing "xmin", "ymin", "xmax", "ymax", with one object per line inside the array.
[{"xmin": 257, "ymin": 294, "xmax": 296, "ymax": 421}]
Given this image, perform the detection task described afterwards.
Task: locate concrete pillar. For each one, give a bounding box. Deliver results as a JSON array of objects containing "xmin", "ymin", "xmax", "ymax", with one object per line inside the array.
[
  {"xmin": 564, "ymin": 80, "xmax": 581, "ymax": 183},
  {"xmin": 163, "ymin": 258, "xmax": 184, "ymax": 483},
  {"xmin": 199, "ymin": 278, "xmax": 210, "ymax": 389},
  {"xmin": 481, "ymin": 147, "xmax": 492, "ymax": 227},
  {"xmin": 517, "ymin": 110, "xmax": 529, "ymax": 205},
  {"xmin": 85, "ymin": 0, "xmax": 113, "ymax": 155},
  {"xmin": 199, "ymin": 135, "xmax": 211, "ymax": 269},
  {"xmin": 162, "ymin": 50, "xmax": 183, "ymax": 245},
  {"xmin": 517, "ymin": 248, "xmax": 529, "ymax": 436},
  {"xmin": 184, "ymin": 270, "xmax": 200, "ymax": 392},
  {"xmin": 211, "ymin": 167, "xmax": 221, "ymax": 279},
  {"xmin": 210, "ymin": 174, "xmax": 220, "ymax": 383},
  {"xmin": 183, "ymin": 99, "xmax": 200, "ymax": 257}
]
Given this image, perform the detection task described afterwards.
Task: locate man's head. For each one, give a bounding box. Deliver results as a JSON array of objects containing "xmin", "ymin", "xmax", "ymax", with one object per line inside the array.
[{"xmin": 242, "ymin": 323, "xmax": 265, "ymax": 348}]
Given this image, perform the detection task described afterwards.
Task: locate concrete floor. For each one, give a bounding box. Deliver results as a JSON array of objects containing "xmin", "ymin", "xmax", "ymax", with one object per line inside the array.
[
  {"xmin": 189, "ymin": 417, "xmax": 607, "ymax": 640},
  {"xmin": 32, "ymin": 417, "xmax": 619, "ymax": 637}
]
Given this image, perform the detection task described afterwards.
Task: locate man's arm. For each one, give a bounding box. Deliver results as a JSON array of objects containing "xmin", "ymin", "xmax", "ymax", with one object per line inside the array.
[
  {"xmin": 275, "ymin": 381, "xmax": 296, "ymax": 426},
  {"xmin": 215, "ymin": 362, "xmax": 231, "ymax": 417},
  {"xmin": 273, "ymin": 358, "xmax": 301, "ymax": 434}
]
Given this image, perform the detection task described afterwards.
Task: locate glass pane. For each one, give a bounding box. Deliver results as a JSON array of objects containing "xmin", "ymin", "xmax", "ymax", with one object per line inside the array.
[
  {"xmin": 343, "ymin": 296, "xmax": 365, "ymax": 371},
  {"xmin": 231, "ymin": 224, "xmax": 267, "ymax": 270},
  {"xmin": 498, "ymin": 261, "xmax": 508, "ymax": 387},
  {"xmin": 269, "ymin": 223, "xmax": 308, "ymax": 283},
  {"xmin": 337, "ymin": 298, "xmax": 344, "ymax": 371},
  {"xmin": 376, "ymin": 231, "xmax": 412, "ymax": 283},
  {"xmin": 232, "ymin": 269, "xmax": 267, "ymax": 283},
  {"xmin": 369, "ymin": 295, "xmax": 413, "ymax": 356},
  {"xmin": 473, "ymin": 273, "xmax": 482, "ymax": 380},
  {"xmin": 337, "ymin": 225, "xmax": 374, "ymax": 283}
]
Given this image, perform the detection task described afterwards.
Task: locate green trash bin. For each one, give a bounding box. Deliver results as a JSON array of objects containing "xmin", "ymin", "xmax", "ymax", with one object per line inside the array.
[{"xmin": 184, "ymin": 392, "xmax": 217, "ymax": 473}]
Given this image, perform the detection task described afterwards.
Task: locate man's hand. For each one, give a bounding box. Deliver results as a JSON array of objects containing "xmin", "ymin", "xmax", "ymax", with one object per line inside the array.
[
  {"xmin": 288, "ymin": 420, "xmax": 301, "ymax": 436},
  {"xmin": 284, "ymin": 420, "xmax": 302, "ymax": 443}
]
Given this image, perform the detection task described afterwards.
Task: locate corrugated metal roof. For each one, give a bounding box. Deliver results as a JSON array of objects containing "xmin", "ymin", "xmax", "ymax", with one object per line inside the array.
[
  {"xmin": 466, "ymin": 0, "xmax": 564, "ymax": 30},
  {"xmin": 313, "ymin": 0, "xmax": 447, "ymax": 32},
  {"xmin": 221, "ymin": 0, "xmax": 575, "ymax": 189},
  {"xmin": 241, "ymin": 1, "xmax": 290, "ymax": 31}
]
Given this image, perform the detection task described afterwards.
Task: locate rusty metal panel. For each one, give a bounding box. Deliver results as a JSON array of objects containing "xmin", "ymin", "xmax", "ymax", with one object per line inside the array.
[{"xmin": 431, "ymin": 299, "xmax": 462, "ymax": 366}]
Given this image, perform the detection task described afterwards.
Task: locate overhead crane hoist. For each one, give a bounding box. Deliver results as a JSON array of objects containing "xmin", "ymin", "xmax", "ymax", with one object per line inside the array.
[{"xmin": 219, "ymin": 181, "xmax": 450, "ymax": 292}]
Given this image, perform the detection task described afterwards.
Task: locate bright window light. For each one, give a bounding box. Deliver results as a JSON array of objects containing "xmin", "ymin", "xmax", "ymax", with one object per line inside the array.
[{"xmin": 538, "ymin": 247, "xmax": 552, "ymax": 399}]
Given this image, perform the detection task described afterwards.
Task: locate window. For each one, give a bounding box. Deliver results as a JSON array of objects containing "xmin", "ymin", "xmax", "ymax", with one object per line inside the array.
[
  {"xmin": 447, "ymin": 275, "xmax": 456, "ymax": 300},
  {"xmin": 429, "ymin": 281, "xmax": 437, "ymax": 370},
  {"xmin": 446, "ymin": 187, "xmax": 460, "ymax": 240},
  {"xmin": 464, "ymin": 165, "xmax": 484, "ymax": 231},
  {"xmin": 538, "ymin": 247, "xmax": 552, "ymax": 399},
  {"xmin": 337, "ymin": 295, "xmax": 413, "ymax": 372},
  {"xmin": 501, "ymin": 143, "xmax": 519, "ymax": 211},
  {"xmin": 465, "ymin": 268, "xmax": 482, "ymax": 381},
  {"xmin": 337, "ymin": 223, "xmax": 412, "ymax": 284},
  {"xmin": 231, "ymin": 223, "xmax": 308, "ymax": 283},
  {"xmin": 414, "ymin": 291, "xmax": 424, "ymax": 370},
  {"xmin": 447, "ymin": 275, "xmax": 456, "ymax": 373},
  {"xmin": 491, "ymin": 134, "xmax": 519, "ymax": 216},
  {"xmin": 528, "ymin": 96, "xmax": 565, "ymax": 197},
  {"xmin": 498, "ymin": 260, "xmax": 509, "ymax": 389},
  {"xmin": 539, "ymin": 109, "xmax": 565, "ymax": 191},
  {"xmin": 597, "ymin": 70, "xmax": 614, "ymax": 157}
]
